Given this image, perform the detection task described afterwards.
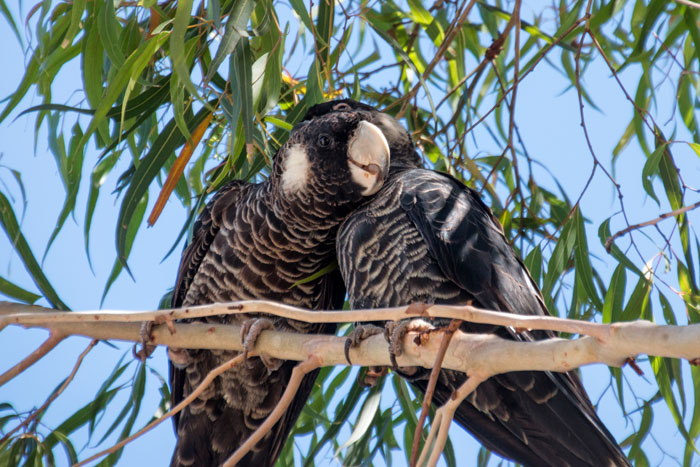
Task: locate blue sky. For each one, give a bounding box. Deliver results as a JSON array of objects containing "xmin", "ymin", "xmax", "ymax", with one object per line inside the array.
[{"xmin": 1, "ymin": 2, "xmax": 699, "ymax": 466}]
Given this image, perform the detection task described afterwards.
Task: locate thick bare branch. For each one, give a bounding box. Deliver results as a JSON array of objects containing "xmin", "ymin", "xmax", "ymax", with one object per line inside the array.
[
  {"xmin": 2, "ymin": 301, "xmax": 699, "ymax": 374},
  {"xmin": 2, "ymin": 301, "xmax": 699, "ymax": 464}
]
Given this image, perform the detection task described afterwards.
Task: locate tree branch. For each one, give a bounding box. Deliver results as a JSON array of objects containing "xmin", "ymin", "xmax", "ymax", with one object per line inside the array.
[
  {"xmin": 0, "ymin": 339, "xmax": 97, "ymax": 444},
  {"xmin": 605, "ymin": 200, "xmax": 700, "ymax": 251},
  {"xmin": 2, "ymin": 301, "xmax": 699, "ymax": 372},
  {"xmin": 223, "ymin": 355, "xmax": 322, "ymax": 466},
  {"xmin": 3, "ymin": 300, "xmax": 699, "ymax": 465},
  {"xmin": 0, "ymin": 330, "xmax": 66, "ymax": 386},
  {"xmin": 411, "ymin": 319, "xmax": 461, "ymax": 467},
  {"xmin": 74, "ymin": 354, "xmax": 245, "ymax": 467}
]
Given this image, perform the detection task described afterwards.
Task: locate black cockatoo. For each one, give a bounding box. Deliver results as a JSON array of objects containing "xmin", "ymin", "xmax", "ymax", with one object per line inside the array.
[
  {"xmin": 168, "ymin": 110, "xmax": 390, "ymax": 466},
  {"xmin": 302, "ymin": 99, "xmax": 630, "ymax": 467}
]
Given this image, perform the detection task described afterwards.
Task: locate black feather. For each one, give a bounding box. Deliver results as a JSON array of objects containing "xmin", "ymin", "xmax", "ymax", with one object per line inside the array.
[
  {"xmin": 169, "ymin": 111, "xmax": 384, "ymax": 467},
  {"xmin": 304, "ymin": 99, "xmax": 630, "ymax": 467}
]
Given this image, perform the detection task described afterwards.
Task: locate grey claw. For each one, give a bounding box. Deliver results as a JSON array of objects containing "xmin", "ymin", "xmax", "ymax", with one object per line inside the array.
[
  {"xmin": 134, "ymin": 321, "xmax": 157, "ymax": 361},
  {"xmin": 344, "ymin": 324, "xmax": 385, "ymax": 365},
  {"xmin": 241, "ymin": 318, "xmax": 279, "ymax": 371}
]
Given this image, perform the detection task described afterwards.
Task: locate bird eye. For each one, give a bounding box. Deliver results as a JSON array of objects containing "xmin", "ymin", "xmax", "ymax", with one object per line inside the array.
[
  {"xmin": 333, "ymin": 102, "xmax": 352, "ymax": 111},
  {"xmin": 318, "ymin": 134, "xmax": 331, "ymax": 148}
]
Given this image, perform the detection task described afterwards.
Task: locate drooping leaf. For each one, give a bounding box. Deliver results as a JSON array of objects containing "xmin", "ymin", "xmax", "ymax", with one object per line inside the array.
[
  {"xmin": 0, "ymin": 275, "xmax": 41, "ymax": 304},
  {"xmin": 0, "ymin": 191, "xmax": 68, "ymax": 310},
  {"xmin": 115, "ymin": 101, "xmax": 215, "ymax": 272}
]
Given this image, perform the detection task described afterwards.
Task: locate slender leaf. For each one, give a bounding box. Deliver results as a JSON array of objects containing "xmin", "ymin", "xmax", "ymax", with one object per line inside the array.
[
  {"xmin": 0, "ymin": 191, "xmax": 68, "ymax": 309},
  {"xmin": 0, "ymin": 275, "xmax": 41, "ymax": 303},
  {"xmin": 115, "ymin": 101, "xmax": 213, "ymax": 270},
  {"xmin": 205, "ymin": 0, "xmax": 256, "ymax": 81}
]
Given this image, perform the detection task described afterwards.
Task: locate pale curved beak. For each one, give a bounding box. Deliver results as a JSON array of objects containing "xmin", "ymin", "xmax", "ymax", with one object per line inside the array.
[{"xmin": 348, "ymin": 120, "xmax": 391, "ymax": 195}]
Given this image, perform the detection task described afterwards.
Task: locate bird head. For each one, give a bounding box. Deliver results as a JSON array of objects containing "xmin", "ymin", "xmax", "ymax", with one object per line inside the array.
[
  {"xmin": 302, "ymin": 99, "xmax": 422, "ymax": 169},
  {"xmin": 273, "ymin": 111, "xmax": 390, "ymax": 208}
]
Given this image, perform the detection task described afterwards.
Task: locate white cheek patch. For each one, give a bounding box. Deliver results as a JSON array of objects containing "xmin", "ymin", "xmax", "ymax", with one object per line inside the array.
[{"xmin": 281, "ymin": 144, "xmax": 310, "ymax": 194}]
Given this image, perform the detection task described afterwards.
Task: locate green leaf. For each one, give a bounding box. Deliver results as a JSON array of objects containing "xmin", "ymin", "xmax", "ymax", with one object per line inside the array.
[
  {"xmin": 523, "ymin": 245, "xmax": 543, "ymax": 287},
  {"xmin": 602, "ymin": 264, "xmax": 626, "ymax": 323},
  {"xmin": 97, "ymin": 363, "xmax": 147, "ymax": 466},
  {"xmin": 0, "ymin": 275, "xmax": 41, "ymax": 304},
  {"xmin": 205, "ymin": 0, "xmax": 256, "ymax": 81},
  {"xmin": 622, "ymin": 274, "xmax": 651, "ymax": 322},
  {"xmin": 0, "ymin": 0, "xmax": 22, "ymax": 45},
  {"xmin": 85, "ymin": 151, "xmax": 120, "ymax": 271},
  {"xmin": 290, "ymin": 261, "xmax": 338, "ymax": 289},
  {"xmin": 302, "ymin": 368, "xmax": 365, "ymax": 465},
  {"xmin": 288, "ymin": 0, "xmax": 312, "ymax": 31},
  {"xmin": 82, "ymin": 16, "xmax": 104, "ymax": 114},
  {"xmin": 650, "ymin": 355, "xmax": 699, "ymax": 456},
  {"xmin": 685, "ymin": 366, "xmax": 700, "ymax": 466},
  {"xmin": 104, "ymin": 191, "xmax": 147, "ymax": 302},
  {"xmin": 170, "ymin": 72, "xmax": 192, "ymax": 144},
  {"xmin": 0, "ymin": 191, "xmax": 69, "ymax": 310},
  {"xmin": 97, "ymin": 0, "xmax": 125, "ymax": 69},
  {"xmin": 627, "ymin": 401, "xmax": 653, "ymax": 462},
  {"xmin": 573, "ymin": 208, "xmax": 603, "ymax": 309},
  {"xmin": 115, "ymin": 101, "xmax": 214, "ymax": 272},
  {"xmin": 542, "ymin": 214, "xmax": 576, "ymax": 304},
  {"xmin": 626, "ymin": 0, "xmax": 666, "ymax": 64},
  {"xmin": 598, "ymin": 218, "xmax": 645, "ymax": 278},
  {"xmin": 641, "ymin": 142, "xmax": 666, "ymax": 205},
  {"xmin": 74, "ymin": 31, "xmax": 169, "ymax": 173},
  {"xmin": 231, "ymin": 37, "xmax": 255, "ymax": 156},
  {"xmin": 265, "ymin": 116, "xmax": 293, "ymax": 131},
  {"xmin": 62, "ymin": 0, "xmax": 86, "ymax": 49},
  {"xmin": 0, "ymin": 48, "xmax": 40, "ymax": 124},
  {"xmin": 689, "ymin": 142, "xmax": 700, "ymax": 159},
  {"xmin": 44, "ymin": 388, "xmax": 120, "ymax": 449},
  {"xmin": 406, "ymin": 0, "xmax": 444, "ymax": 45},
  {"xmin": 43, "ymin": 122, "xmax": 86, "ymax": 261}
]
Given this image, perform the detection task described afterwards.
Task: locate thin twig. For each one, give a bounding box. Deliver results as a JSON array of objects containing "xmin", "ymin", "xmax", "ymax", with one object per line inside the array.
[
  {"xmin": 394, "ymin": 0, "xmax": 478, "ymax": 118},
  {"xmin": 605, "ymin": 200, "xmax": 700, "ymax": 251},
  {"xmin": 417, "ymin": 374, "xmax": 486, "ymax": 467},
  {"xmin": 410, "ymin": 319, "xmax": 462, "ymax": 467},
  {"xmin": 462, "ymin": 16, "xmax": 587, "ymax": 137},
  {"xmin": 675, "ymin": 0, "xmax": 700, "ymax": 9},
  {"xmin": 0, "ymin": 330, "xmax": 66, "ymax": 386},
  {"xmin": 0, "ymin": 339, "xmax": 97, "ymax": 444},
  {"xmin": 222, "ymin": 355, "xmax": 322, "ymax": 466},
  {"xmin": 74, "ymin": 354, "xmax": 245, "ymax": 467}
]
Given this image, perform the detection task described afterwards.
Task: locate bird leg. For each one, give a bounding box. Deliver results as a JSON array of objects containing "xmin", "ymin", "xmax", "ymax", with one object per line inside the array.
[
  {"xmin": 359, "ymin": 366, "xmax": 388, "ymax": 387},
  {"xmin": 385, "ymin": 319, "xmax": 435, "ymax": 375},
  {"xmin": 134, "ymin": 321, "xmax": 157, "ymax": 361},
  {"xmin": 344, "ymin": 324, "xmax": 384, "ymax": 364},
  {"xmin": 344, "ymin": 324, "xmax": 391, "ymax": 386},
  {"xmin": 168, "ymin": 347, "xmax": 192, "ymax": 368},
  {"xmin": 134, "ymin": 314, "xmax": 178, "ymax": 361},
  {"xmin": 241, "ymin": 317, "xmax": 282, "ymax": 372}
]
